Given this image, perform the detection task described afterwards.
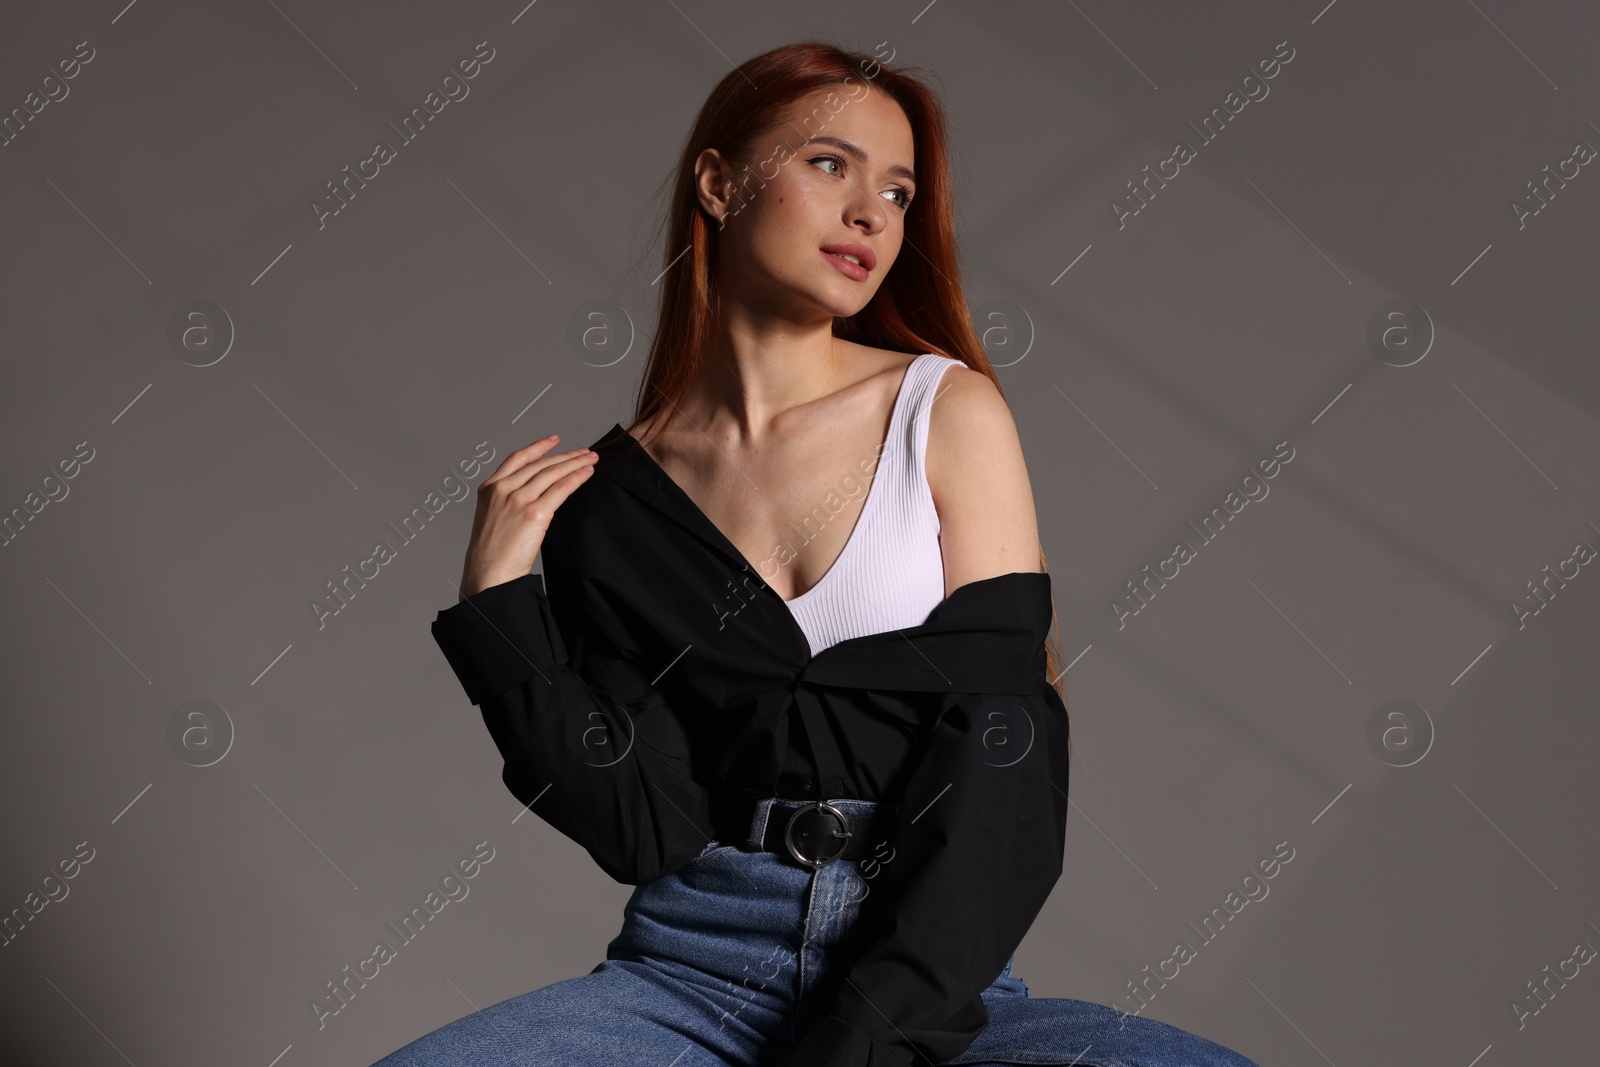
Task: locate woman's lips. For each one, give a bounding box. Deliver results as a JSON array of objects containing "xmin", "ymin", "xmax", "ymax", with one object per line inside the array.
[{"xmin": 821, "ymin": 248, "xmax": 870, "ymax": 281}]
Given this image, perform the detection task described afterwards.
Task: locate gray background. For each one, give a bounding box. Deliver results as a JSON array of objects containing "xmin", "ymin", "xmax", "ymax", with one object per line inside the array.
[{"xmin": 3, "ymin": 0, "xmax": 1597, "ymax": 1064}]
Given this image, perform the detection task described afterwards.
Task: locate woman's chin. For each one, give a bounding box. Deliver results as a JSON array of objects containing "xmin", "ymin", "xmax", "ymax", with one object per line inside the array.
[{"xmin": 810, "ymin": 286, "xmax": 878, "ymax": 319}]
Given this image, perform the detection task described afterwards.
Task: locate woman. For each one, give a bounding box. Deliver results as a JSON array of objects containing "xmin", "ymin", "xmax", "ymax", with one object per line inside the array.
[{"xmin": 376, "ymin": 40, "xmax": 1259, "ymax": 1067}]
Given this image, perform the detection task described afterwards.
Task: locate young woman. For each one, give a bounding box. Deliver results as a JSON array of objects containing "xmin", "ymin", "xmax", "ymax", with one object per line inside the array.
[{"xmin": 376, "ymin": 41, "xmax": 1260, "ymax": 1067}]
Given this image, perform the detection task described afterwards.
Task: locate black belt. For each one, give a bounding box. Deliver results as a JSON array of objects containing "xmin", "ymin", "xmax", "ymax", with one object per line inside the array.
[{"xmin": 712, "ymin": 795, "xmax": 884, "ymax": 870}]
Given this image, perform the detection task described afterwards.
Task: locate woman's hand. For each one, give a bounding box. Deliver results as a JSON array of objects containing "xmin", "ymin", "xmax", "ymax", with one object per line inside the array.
[{"xmin": 458, "ymin": 435, "xmax": 599, "ymax": 600}]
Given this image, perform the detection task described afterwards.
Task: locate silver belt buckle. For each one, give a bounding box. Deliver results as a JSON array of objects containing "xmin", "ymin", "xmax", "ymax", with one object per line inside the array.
[{"xmin": 784, "ymin": 801, "xmax": 852, "ymax": 869}]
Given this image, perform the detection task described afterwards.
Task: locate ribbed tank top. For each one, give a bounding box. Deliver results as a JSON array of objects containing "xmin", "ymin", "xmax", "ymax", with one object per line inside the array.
[{"xmin": 784, "ymin": 352, "xmax": 962, "ymax": 656}]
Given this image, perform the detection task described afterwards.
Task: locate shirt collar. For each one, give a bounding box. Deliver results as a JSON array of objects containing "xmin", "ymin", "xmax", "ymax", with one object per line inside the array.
[
  {"xmin": 586, "ymin": 422, "xmax": 1054, "ymax": 691},
  {"xmin": 588, "ymin": 422, "xmax": 783, "ymax": 586}
]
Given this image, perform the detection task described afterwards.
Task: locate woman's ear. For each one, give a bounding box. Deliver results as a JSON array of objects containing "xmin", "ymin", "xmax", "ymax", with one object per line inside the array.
[{"xmin": 693, "ymin": 147, "xmax": 735, "ymax": 225}]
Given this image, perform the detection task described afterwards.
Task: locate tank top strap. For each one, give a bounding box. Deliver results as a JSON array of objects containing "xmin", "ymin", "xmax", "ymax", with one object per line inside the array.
[{"xmin": 896, "ymin": 352, "xmax": 964, "ymax": 503}]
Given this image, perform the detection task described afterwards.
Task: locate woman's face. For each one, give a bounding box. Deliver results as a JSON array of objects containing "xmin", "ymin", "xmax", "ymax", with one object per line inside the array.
[{"xmin": 697, "ymin": 85, "xmax": 918, "ymax": 323}]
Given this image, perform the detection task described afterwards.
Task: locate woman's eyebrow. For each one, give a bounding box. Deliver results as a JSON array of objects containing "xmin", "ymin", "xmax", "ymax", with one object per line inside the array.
[{"xmin": 804, "ymin": 135, "xmax": 916, "ymax": 185}]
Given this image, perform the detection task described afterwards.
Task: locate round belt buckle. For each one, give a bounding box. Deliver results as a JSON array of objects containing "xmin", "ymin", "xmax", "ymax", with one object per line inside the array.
[{"xmin": 784, "ymin": 801, "xmax": 852, "ymax": 869}]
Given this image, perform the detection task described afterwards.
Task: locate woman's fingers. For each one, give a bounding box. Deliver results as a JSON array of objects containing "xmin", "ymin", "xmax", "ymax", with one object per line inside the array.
[
  {"xmin": 482, "ymin": 449, "xmax": 596, "ymax": 515},
  {"xmin": 458, "ymin": 433, "xmax": 599, "ymax": 597},
  {"xmin": 479, "ymin": 434, "xmax": 570, "ymax": 495}
]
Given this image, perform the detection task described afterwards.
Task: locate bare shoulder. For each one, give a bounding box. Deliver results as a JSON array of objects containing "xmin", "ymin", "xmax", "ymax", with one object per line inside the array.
[
  {"xmin": 924, "ymin": 360, "xmax": 1017, "ymax": 498},
  {"xmin": 925, "ymin": 360, "xmax": 1042, "ymax": 590},
  {"xmin": 842, "ymin": 340, "xmax": 923, "ymax": 386}
]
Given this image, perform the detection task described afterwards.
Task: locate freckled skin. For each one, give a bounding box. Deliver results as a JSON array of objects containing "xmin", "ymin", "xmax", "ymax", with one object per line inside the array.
[{"xmin": 693, "ymin": 86, "xmax": 917, "ymax": 324}]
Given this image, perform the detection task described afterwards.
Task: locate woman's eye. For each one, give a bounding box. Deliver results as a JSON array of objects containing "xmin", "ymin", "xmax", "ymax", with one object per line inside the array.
[{"xmin": 809, "ymin": 155, "xmax": 914, "ymax": 210}]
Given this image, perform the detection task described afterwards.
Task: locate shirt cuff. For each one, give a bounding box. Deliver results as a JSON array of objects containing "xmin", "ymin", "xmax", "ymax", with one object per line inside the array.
[
  {"xmin": 430, "ymin": 572, "xmax": 564, "ymax": 706},
  {"xmin": 773, "ymin": 1014, "xmax": 916, "ymax": 1067}
]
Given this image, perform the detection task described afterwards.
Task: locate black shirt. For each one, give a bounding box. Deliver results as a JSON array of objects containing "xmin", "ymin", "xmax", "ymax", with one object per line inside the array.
[{"xmin": 430, "ymin": 423, "xmax": 1072, "ymax": 1067}]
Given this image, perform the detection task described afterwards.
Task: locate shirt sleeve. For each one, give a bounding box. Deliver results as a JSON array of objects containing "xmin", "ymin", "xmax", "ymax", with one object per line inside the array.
[
  {"xmin": 430, "ymin": 572, "xmax": 714, "ymax": 886},
  {"xmin": 771, "ymin": 683, "xmax": 1072, "ymax": 1067}
]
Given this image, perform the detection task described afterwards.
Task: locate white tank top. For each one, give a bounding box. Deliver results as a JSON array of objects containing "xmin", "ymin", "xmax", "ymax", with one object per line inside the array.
[{"xmin": 784, "ymin": 352, "xmax": 962, "ymax": 656}]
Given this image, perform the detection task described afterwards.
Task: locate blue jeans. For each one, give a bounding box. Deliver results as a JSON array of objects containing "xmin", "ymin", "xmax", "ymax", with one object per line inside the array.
[{"xmin": 372, "ymin": 797, "xmax": 1260, "ymax": 1066}]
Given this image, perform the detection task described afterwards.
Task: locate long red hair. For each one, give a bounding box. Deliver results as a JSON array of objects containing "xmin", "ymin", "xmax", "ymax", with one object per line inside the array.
[{"xmin": 606, "ymin": 39, "xmax": 1070, "ymax": 746}]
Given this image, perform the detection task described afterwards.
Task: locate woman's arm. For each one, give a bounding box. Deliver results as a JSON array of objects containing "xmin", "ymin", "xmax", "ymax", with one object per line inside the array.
[
  {"xmin": 924, "ymin": 363, "xmax": 1044, "ymax": 592},
  {"xmin": 434, "ymin": 435, "xmax": 711, "ymax": 886},
  {"xmin": 776, "ymin": 683, "xmax": 1071, "ymax": 1066},
  {"xmin": 772, "ymin": 377, "xmax": 1067, "ymax": 1066},
  {"xmin": 432, "ymin": 571, "xmax": 713, "ymax": 886}
]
